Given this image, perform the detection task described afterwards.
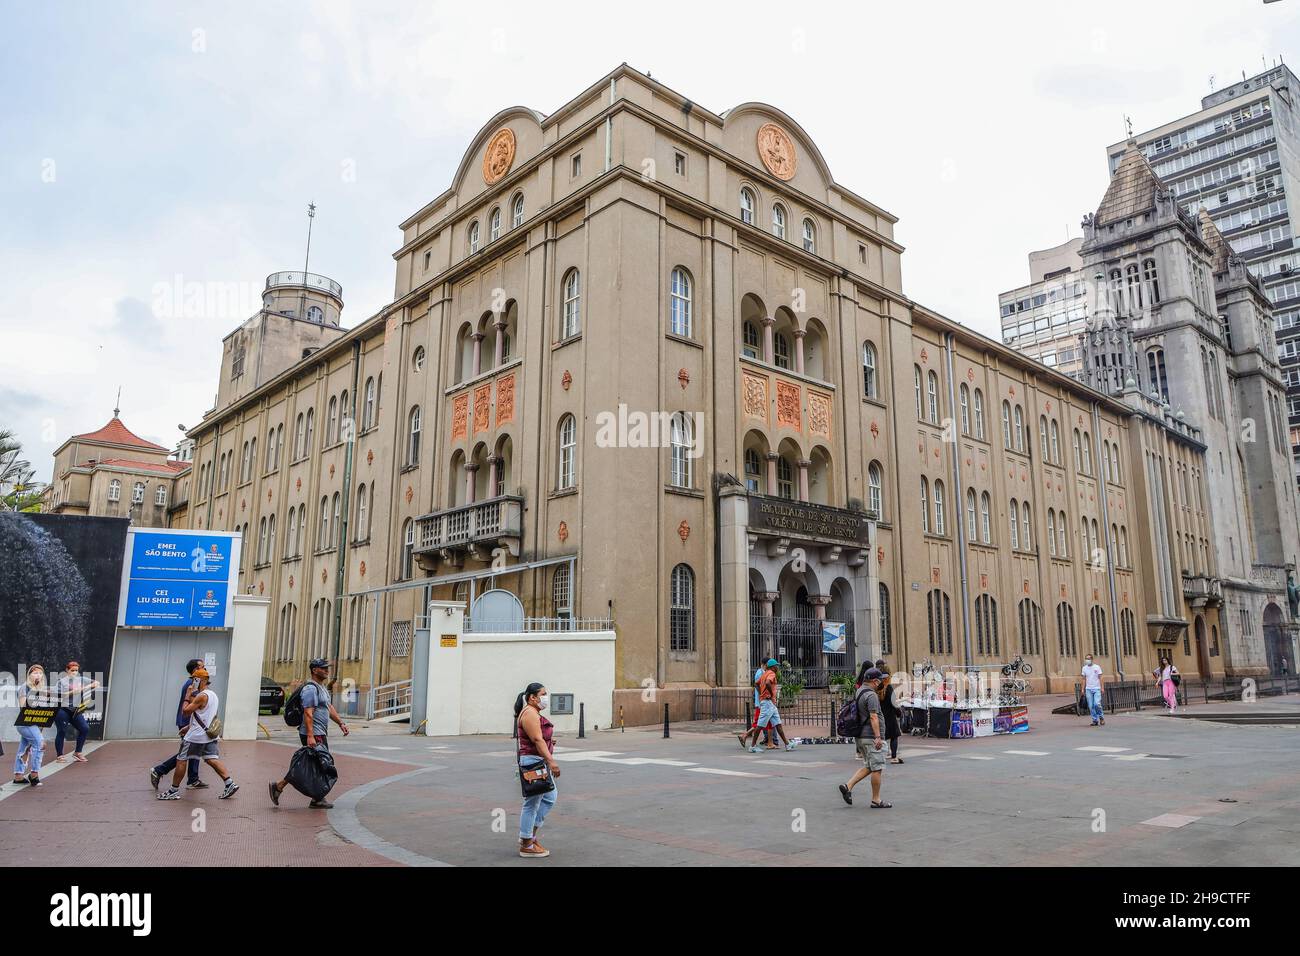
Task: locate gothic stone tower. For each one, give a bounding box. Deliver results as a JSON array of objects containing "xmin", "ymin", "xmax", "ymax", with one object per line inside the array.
[{"xmin": 1080, "ymin": 142, "xmax": 1300, "ymax": 676}]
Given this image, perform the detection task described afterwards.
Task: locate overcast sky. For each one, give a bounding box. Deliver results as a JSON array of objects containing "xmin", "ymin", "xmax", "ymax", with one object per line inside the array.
[{"xmin": 3, "ymin": 0, "xmax": 1298, "ymax": 483}]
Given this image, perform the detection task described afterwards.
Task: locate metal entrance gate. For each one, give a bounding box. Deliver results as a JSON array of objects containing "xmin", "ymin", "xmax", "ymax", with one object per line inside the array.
[
  {"xmin": 748, "ymin": 602, "xmax": 855, "ymax": 688},
  {"xmin": 104, "ymin": 629, "xmax": 231, "ymax": 739}
]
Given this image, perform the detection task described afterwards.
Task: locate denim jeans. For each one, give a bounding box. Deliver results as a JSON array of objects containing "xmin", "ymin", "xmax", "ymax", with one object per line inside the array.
[
  {"xmin": 1085, "ymin": 687, "xmax": 1104, "ymax": 723},
  {"xmin": 14, "ymin": 726, "xmax": 44, "ymax": 776},
  {"xmin": 54, "ymin": 709, "xmax": 89, "ymax": 756},
  {"xmin": 519, "ymin": 756, "xmax": 557, "ymax": 840}
]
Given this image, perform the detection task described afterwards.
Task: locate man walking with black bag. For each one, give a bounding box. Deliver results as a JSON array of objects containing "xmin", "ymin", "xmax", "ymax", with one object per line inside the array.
[{"xmin": 269, "ymin": 658, "xmax": 349, "ymax": 809}]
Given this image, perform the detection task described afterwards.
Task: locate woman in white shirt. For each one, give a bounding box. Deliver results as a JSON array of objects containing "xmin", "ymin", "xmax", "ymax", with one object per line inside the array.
[{"xmin": 1154, "ymin": 656, "xmax": 1179, "ymax": 713}]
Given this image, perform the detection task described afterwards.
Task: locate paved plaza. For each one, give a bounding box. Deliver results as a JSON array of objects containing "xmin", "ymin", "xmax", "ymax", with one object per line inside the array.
[{"xmin": 4, "ymin": 695, "xmax": 1299, "ymax": 867}]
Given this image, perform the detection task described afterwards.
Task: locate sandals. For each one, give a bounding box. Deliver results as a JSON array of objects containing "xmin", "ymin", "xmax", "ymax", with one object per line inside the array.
[
  {"xmin": 838, "ymin": 784, "xmax": 853, "ymax": 806},
  {"xmin": 73, "ymin": 753, "xmax": 88, "ymax": 763},
  {"xmin": 889, "ymin": 757, "xmax": 905, "ymax": 764},
  {"xmin": 870, "ymin": 800, "xmax": 892, "ymax": 808}
]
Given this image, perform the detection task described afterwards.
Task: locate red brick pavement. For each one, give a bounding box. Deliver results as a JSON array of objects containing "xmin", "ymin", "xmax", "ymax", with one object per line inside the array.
[{"xmin": 0, "ymin": 739, "xmax": 416, "ymax": 866}]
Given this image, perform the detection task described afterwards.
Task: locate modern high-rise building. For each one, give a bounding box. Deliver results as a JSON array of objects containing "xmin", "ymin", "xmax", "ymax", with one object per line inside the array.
[
  {"xmin": 997, "ymin": 238, "xmax": 1090, "ymax": 379},
  {"xmin": 1109, "ymin": 63, "xmax": 1300, "ymax": 482}
]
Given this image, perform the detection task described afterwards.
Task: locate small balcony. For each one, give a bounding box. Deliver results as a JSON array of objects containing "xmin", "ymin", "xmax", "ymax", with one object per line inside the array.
[
  {"xmin": 265, "ymin": 271, "xmax": 343, "ymax": 299},
  {"xmin": 414, "ymin": 495, "xmax": 524, "ymax": 568},
  {"xmin": 1181, "ymin": 571, "xmax": 1223, "ymax": 608}
]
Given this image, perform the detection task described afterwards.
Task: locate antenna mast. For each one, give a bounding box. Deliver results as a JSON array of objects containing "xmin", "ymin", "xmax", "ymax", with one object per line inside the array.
[{"xmin": 299, "ymin": 201, "xmax": 316, "ymax": 321}]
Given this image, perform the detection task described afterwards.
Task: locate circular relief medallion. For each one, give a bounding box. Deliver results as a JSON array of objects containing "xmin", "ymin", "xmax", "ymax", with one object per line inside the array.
[
  {"xmin": 482, "ymin": 127, "xmax": 517, "ymax": 185},
  {"xmin": 756, "ymin": 123, "xmax": 797, "ymax": 181}
]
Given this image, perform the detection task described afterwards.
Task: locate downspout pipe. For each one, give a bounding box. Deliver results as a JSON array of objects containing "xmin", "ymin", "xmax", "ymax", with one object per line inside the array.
[{"xmin": 944, "ymin": 333, "xmax": 974, "ymax": 669}]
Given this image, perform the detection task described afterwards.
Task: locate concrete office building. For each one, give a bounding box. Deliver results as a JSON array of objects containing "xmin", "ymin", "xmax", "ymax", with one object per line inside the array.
[
  {"xmin": 998, "ymin": 238, "xmax": 1090, "ymax": 379},
  {"xmin": 1110, "ymin": 64, "xmax": 1300, "ymax": 484},
  {"xmin": 152, "ymin": 66, "xmax": 1298, "ymax": 713}
]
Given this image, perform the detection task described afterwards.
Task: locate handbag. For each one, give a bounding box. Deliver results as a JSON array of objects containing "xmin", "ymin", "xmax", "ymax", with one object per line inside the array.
[
  {"xmin": 515, "ymin": 710, "xmax": 555, "ymax": 798},
  {"xmin": 1171, "ymin": 671, "xmax": 1181, "ymax": 687}
]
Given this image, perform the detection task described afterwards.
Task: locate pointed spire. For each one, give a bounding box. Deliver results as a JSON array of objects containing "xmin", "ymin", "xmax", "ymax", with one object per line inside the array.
[{"xmin": 1094, "ymin": 143, "xmax": 1164, "ymax": 228}]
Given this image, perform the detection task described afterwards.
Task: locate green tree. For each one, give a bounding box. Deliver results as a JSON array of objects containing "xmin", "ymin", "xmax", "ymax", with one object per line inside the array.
[{"xmin": 0, "ymin": 429, "xmax": 45, "ymax": 512}]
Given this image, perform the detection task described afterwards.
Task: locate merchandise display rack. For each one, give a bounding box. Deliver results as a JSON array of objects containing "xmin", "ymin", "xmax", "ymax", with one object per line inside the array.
[{"xmin": 900, "ymin": 662, "xmax": 1031, "ymax": 739}]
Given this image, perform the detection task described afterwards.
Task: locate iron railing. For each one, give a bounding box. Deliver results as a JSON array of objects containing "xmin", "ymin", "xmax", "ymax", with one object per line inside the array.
[
  {"xmin": 749, "ymin": 606, "xmax": 855, "ymax": 688},
  {"xmin": 1072, "ymin": 674, "xmax": 1300, "ymax": 715},
  {"xmin": 265, "ymin": 271, "xmax": 343, "ymax": 298},
  {"xmin": 463, "ymin": 616, "xmax": 613, "ymax": 633},
  {"xmin": 415, "ymin": 495, "xmax": 524, "ymax": 553},
  {"xmin": 691, "ymin": 689, "xmax": 840, "ymax": 734},
  {"xmin": 366, "ymin": 678, "xmax": 412, "ymax": 720}
]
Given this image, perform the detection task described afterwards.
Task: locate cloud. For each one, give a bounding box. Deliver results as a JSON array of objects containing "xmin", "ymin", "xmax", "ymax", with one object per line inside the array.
[{"xmin": 110, "ymin": 296, "xmax": 167, "ymax": 349}]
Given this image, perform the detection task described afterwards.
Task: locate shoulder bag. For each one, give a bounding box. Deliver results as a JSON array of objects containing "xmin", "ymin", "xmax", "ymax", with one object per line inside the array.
[
  {"xmin": 189, "ymin": 696, "xmax": 223, "ymax": 741},
  {"xmin": 515, "ymin": 708, "xmax": 555, "ymax": 798}
]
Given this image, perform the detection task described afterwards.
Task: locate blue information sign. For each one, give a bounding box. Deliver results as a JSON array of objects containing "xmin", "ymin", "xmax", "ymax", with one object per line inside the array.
[{"xmin": 118, "ymin": 530, "xmax": 239, "ymax": 628}]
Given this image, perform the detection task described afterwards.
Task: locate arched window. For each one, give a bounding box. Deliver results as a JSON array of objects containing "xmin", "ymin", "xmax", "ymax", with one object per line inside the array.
[
  {"xmin": 131, "ymin": 481, "xmax": 145, "ymax": 504},
  {"xmin": 771, "ymin": 203, "xmax": 786, "ymax": 239},
  {"xmin": 1111, "ymin": 445, "xmax": 1122, "ymax": 484},
  {"xmin": 1109, "ymin": 268, "xmax": 1124, "ymax": 316},
  {"xmin": 286, "ymin": 507, "xmax": 298, "ymax": 558},
  {"xmin": 777, "ymin": 457, "xmax": 794, "ymax": 500},
  {"xmin": 959, "ymin": 384, "xmax": 971, "ymax": 434},
  {"xmin": 933, "ymin": 479, "xmax": 946, "ymax": 535},
  {"xmin": 304, "ymin": 408, "xmax": 315, "ymax": 453},
  {"xmin": 557, "ymin": 415, "xmax": 577, "ymax": 490},
  {"xmin": 489, "ymin": 207, "xmax": 501, "ymax": 243},
  {"xmin": 863, "ymin": 342, "xmax": 878, "ymax": 398},
  {"xmin": 802, "ymin": 218, "xmax": 816, "ymax": 253},
  {"xmin": 1126, "ymin": 263, "xmax": 1142, "ymax": 313},
  {"xmin": 1039, "ymin": 416, "xmax": 1050, "ymax": 459},
  {"xmin": 332, "ymin": 492, "xmax": 341, "ymax": 543},
  {"xmin": 1010, "ymin": 498, "xmax": 1020, "ymax": 549},
  {"xmin": 512, "ymin": 193, "xmax": 525, "ymax": 228},
  {"xmin": 927, "ymin": 371, "xmax": 940, "ymax": 423},
  {"xmin": 468, "ymin": 220, "xmax": 480, "ymax": 254},
  {"xmin": 1050, "ymin": 419, "xmax": 1060, "ymax": 463},
  {"xmin": 318, "ymin": 496, "xmax": 330, "ymax": 550},
  {"xmin": 1057, "ymin": 509, "xmax": 1068, "ymax": 557},
  {"xmin": 362, "ymin": 377, "xmax": 376, "ymax": 431},
  {"xmin": 1013, "ymin": 405, "xmax": 1024, "ymax": 451},
  {"xmin": 1090, "ymin": 518, "xmax": 1101, "ymax": 557},
  {"xmin": 927, "ymin": 589, "xmax": 953, "ymax": 654},
  {"xmin": 562, "ymin": 269, "xmax": 581, "ymax": 338},
  {"xmin": 669, "ymin": 564, "xmax": 696, "ymax": 652},
  {"xmin": 413, "ymin": 346, "xmax": 425, "ymax": 373},
  {"xmin": 974, "ymin": 594, "xmax": 999, "ymax": 656},
  {"xmin": 267, "ymin": 513, "xmax": 277, "ymax": 565},
  {"xmin": 240, "ymin": 441, "xmax": 251, "ymax": 483},
  {"xmin": 774, "ymin": 332, "xmax": 791, "ymax": 369},
  {"xmin": 1102, "ymin": 442, "xmax": 1112, "ymax": 483},
  {"xmin": 294, "ymin": 413, "xmax": 305, "ymax": 459},
  {"xmin": 913, "ymin": 366, "xmax": 923, "ymax": 419},
  {"xmin": 1047, "ymin": 509, "xmax": 1057, "ymax": 556},
  {"xmin": 353, "ymin": 481, "xmax": 369, "ymax": 541},
  {"xmin": 1022, "ymin": 501, "xmax": 1032, "ymax": 550},
  {"xmin": 742, "ymin": 320, "xmax": 760, "ymax": 359},
  {"xmin": 669, "ymin": 267, "xmax": 692, "ymax": 337},
  {"xmin": 1143, "ymin": 258, "xmax": 1160, "ymax": 305},
  {"xmin": 1018, "ymin": 599, "xmax": 1043, "ymax": 656},
  {"xmin": 868, "ymin": 462, "xmax": 883, "ymax": 517},
  {"xmin": 257, "ymin": 517, "xmax": 268, "ymax": 563},
  {"xmin": 1090, "ymin": 605, "xmax": 1109, "ymax": 656},
  {"xmin": 1081, "ymin": 432, "xmax": 1092, "ymax": 474},
  {"xmin": 740, "ymin": 187, "xmax": 755, "ymax": 225},
  {"xmin": 966, "ymin": 488, "xmax": 977, "ymax": 540},
  {"xmin": 401, "ymin": 519, "xmax": 414, "ymax": 580},
  {"xmin": 1057, "ymin": 603, "xmax": 1077, "ymax": 657},
  {"xmin": 980, "ymin": 492, "xmax": 992, "ymax": 544},
  {"xmin": 920, "ymin": 478, "xmax": 930, "ymax": 533},
  {"xmin": 1002, "ymin": 401, "xmax": 1012, "ymax": 448},
  {"xmin": 1072, "ymin": 429, "xmax": 1082, "ymax": 471},
  {"xmin": 878, "ymin": 584, "xmax": 892, "ymax": 655},
  {"xmin": 325, "ymin": 399, "xmax": 338, "ymax": 447},
  {"xmin": 1120, "ymin": 526, "xmax": 1129, "ymax": 567},
  {"xmin": 1147, "ymin": 348, "xmax": 1168, "ymax": 402},
  {"xmin": 973, "ymin": 389, "xmax": 986, "ymax": 440},
  {"xmin": 407, "ymin": 406, "xmax": 422, "ymax": 467},
  {"xmin": 307, "ymin": 305, "xmax": 323, "ymax": 323},
  {"xmin": 552, "ymin": 565, "xmax": 572, "ymax": 622},
  {"xmin": 745, "ymin": 448, "xmax": 763, "ymax": 493},
  {"xmin": 1110, "ymin": 523, "xmax": 1119, "ymax": 563},
  {"xmin": 669, "ymin": 412, "xmax": 693, "ymax": 488}
]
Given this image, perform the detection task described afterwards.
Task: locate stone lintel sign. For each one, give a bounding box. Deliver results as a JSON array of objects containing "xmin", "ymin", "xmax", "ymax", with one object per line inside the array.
[{"xmin": 747, "ymin": 495, "xmax": 871, "ymax": 548}]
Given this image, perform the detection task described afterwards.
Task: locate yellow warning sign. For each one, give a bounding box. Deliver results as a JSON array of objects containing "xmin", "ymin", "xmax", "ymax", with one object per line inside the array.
[{"xmin": 440, "ymin": 634, "xmax": 458, "ymax": 648}]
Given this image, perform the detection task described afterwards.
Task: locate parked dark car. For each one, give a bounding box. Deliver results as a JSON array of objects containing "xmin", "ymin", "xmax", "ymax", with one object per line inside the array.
[{"xmin": 260, "ymin": 676, "xmax": 286, "ymax": 716}]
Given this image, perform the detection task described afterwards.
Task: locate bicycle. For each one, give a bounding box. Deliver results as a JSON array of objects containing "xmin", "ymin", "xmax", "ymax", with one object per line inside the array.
[{"xmin": 1002, "ymin": 655, "xmax": 1033, "ymax": 677}]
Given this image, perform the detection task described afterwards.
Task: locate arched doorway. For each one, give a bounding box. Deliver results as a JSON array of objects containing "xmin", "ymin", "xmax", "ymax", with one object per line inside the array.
[
  {"xmin": 1263, "ymin": 602, "xmax": 1287, "ymax": 675},
  {"xmin": 1194, "ymin": 615, "xmax": 1209, "ymax": 679}
]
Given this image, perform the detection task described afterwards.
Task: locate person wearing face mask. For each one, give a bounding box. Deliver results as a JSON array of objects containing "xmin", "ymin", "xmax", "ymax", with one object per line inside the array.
[
  {"xmin": 1081, "ymin": 654, "xmax": 1105, "ymax": 727},
  {"xmin": 53, "ymin": 661, "xmax": 98, "ymax": 763},
  {"xmin": 514, "ymin": 682, "xmax": 560, "ymax": 859}
]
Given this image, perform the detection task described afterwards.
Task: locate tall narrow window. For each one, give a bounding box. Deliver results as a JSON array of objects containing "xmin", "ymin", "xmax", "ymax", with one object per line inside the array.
[
  {"xmin": 669, "ymin": 413, "xmax": 693, "ymax": 488},
  {"xmin": 863, "ymin": 342, "xmax": 878, "ymax": 398},
  {"xmin": 966, "ymin": 489, "xmax": 977, "ymax": 540},
  {"xmin": 980, "ymin": 492, "xmax": 992, "ymax": 544},
  {"xmin": 552, "ymin": 566, "xmax": 572, "ymax": 621},
  {"xmin": 1143, "ymin": 258, "xmax": 1160, "ymax": 305},
  {"xmin": 557, "ymin": 415, "xmax": 577, "ymax": 490},
  {"xmin": 468, "ymin": 220, "xmax": 480, "ymax": 254},
  {"xmin": 326, "ymin": 398, "xmax": 338, "ymax": 446},
  {"xmin": 407, "ymin": 406, "xmax": 422, "ymax": 466},
  {"xmin": 777, "ymin": 457, "xmax": 794, "ymax": 500},
  {"xmin": 802, "ymin": 218, "xmax": 816, "ymax": 253},
  {"xmin": 743, "ymin": 321, "xmax": 760, "ymax": 359},
  {"xmin": 1010, "ymin": 498, "xmax": 1020, "ymax": 549},
  {"xmin": 1050, "ymin": 420, "xmax": 1060, "ymax": 463},
  {"xmin": 132, "ymin": 481, "xmax": 145, "ymax": 504},
  {"xmin": 562, "ymin": 269, "xmax": 581, "ymax": 338},
  {"xmin": 669, "ymin": 564, "xmax": 696, "ymax": 652},
  {"xmin": 362, "ymin": 377, "xmax": 376, "ymax": 431},
  {"xmin": 1022, "ymin": 501, "xmax": 1032, "ymax": 550},
  {"xmin": 511, "ymin": 193, "xmax": 525, "ymax": 228},
  {"xmin": 974, "ymin": 389, "xmax": 985, "ymax": 440},
  {"xmin": 772, "ymin": 204, "xmax": 786, "ymax": 239},
  {"xmin": 1013, "ymin": 405, "xmax": 1024, "ymax": 451},
  {"xmin": 318, "ymin": 496, "xmax": 329, "ymax": 549},
  {"xmin": 740, "ymin": 187, "xmax": 755, "ymax": 225},
  {"xmin": 774, "ymin": 333, "xmax": 790, "ymax": 369},
  {"xmin": 920, "ymin": 478, "xmax": 930, "ymax": 533},
  {"xmin": 745, "ymin": 449, "xmax": 763, "ymax": 493},
  {"xmin": 489, "ymin": 207, "xmax": 501, "ymax": 243},
  {"xmin": 1081, "ymin": 433, "xmax": 1092, "ymax": 474},
  {"xmin": 879, "ymin": 584, "xmax": 892, "ymax": 655},
  {"xmin": 868, "ymin": 462, "xmax": 883, "ymax": 517},
  {"xmin": 959, "ymin": 384, "xmax": 971, "ymax": 434},
  {"xmin": 914, "ymin": 366, "xmax": 923, "ymax": 419},
  {"xmin": 401, "ymin": 520, "xmax": 414, "ymax": 580},
  {"xmin": 1002, "ymin": 401, "xmax": 1012, "ymax": 448},
  {"xmin": 933, "ymin": 479, "xmax": 946, "ymax": 535},
  {"xmin": 1047, "ymin": 509, "xmax": 1057, "ymax": 556},
  {"xmin": 927, "ymin": 371, "xmax": 940, "ymax": 423},
  {"xmin": 669, "ymin": 267, "xmax": 692, "ymax": 337}
]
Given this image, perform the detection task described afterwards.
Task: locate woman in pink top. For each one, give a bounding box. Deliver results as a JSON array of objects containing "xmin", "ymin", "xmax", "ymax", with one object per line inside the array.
[
  {"xmin": 1154, "ymin": 656, "xmax": 1179, "ymax": 713},
  {"xmin": 515, "ymin": 682, "xmax": 560, "ymax": 859}
]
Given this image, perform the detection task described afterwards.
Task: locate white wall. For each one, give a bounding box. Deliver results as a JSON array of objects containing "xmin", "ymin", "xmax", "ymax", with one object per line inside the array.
[
  {"xmin": 224, "ymin": 594, "xmax": 269, "ymax": 740},
  {"xmin": 421, "ymin": 602, "xmax": 615, "ymax": 736}
]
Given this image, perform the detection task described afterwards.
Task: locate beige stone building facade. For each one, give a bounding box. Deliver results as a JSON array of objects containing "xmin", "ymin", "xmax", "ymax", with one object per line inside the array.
[{"xmin": 163, "ymin": 66, "xmax": 1289, "ymax": 705}]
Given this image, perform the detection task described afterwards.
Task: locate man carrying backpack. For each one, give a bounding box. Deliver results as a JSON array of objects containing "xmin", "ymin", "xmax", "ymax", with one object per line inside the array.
[
  {"xmin": 838, "ymin": 667, "xmax": 891, "ymax": 808},
  {"xmin": 269, "ymin": 658, "xmax": 350, "ymax": 809}
]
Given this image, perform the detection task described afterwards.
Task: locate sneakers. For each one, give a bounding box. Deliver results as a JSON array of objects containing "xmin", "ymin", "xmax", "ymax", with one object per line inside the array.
[
  {"xmin": 268, "ymin": 782, "xmax": 281, "ymax": 806},
  {"xmin": 519, "ymin": 838, "xmax": 550, "ymax": 859},
  {"xmin": 186, "ymin": 780, "xmax": 210, "ymax": 790},
  {"xmin": 27, "ymin": 775, "xmax": 42, "ymax": 787},
  {"xmin": 748, "ymin": 746, "xmax": 761, "ymax": 753},
  {"xmin": 219, "ymin": 780, "xmax": 239, "ymax": 800},
  {"xmin": 157, "ymin": 788, "xmax": 181, "ymax": 800},
  {"xmin": 149, "ymin": 769, "xmax": 161, "ymax": 789},
  {"xmin": 308, "ymin": 799, "xmax": 334, "ymax": 809},
  {"xmin": 785, "ymin": 741, "xmax": 798, "ymax": 751}
]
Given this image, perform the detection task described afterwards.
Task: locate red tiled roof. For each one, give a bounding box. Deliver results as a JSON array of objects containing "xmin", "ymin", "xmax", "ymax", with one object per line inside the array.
[
  {"xmin": 72, "ymin": 417, "xmax": 167, "ymax": 451},
  {"xmin": 97, "ymin": 458, "xmax": 190, "ymax": 476}
]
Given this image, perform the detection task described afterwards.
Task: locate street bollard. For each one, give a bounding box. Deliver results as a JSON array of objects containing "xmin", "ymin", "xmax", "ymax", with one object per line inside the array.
[
  {"xmin": 619, "ymin": 705, "xmax": 625, "ymax": 733},
  {"xmin": 578, "ymin": 702, "xmax": 585, "ymax": 739},
  {"xmin": 663, "ymin": 702, "xmax": 670, "ymax": 738}
]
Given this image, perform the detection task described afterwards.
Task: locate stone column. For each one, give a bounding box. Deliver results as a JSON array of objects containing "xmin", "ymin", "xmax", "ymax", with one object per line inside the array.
[
  {"xmin": 808, "ymin": 594, "xmax": 832, "ymax": 621},
  {"xmin": 766, "ymin": 453, "xmax": 778, "ymax": 495},
  {"xmin": 464, "ymin": 462, "xmax": 479, "ymax": 504},
  {"xmin": 472, "ymin": 332, "xmax": 485, "ymax": 377},
  {"xmin": 493, "ymin": 319, "xmax": 507, "ymax": 367},
  {"xmin": 486, "ymin": 456, "xmax": 501, "ymax": 498},
  {"xmin": 762, "ymin": 315, "xmax": 775, "ymax": 365},
  {"xmin": 797, "ymin": 459, "xmax": 811, "ymax": 502},
  {"xmin": 757, "ymin": 591, "xmax": 780, "ymax": 617},
  {"xmin": 793, "ymin": 328, "xmax": 806, "ymax": 375},
  {"xmin": 718, "ymin": 486, "xmax": 752, "ymax": 688}
]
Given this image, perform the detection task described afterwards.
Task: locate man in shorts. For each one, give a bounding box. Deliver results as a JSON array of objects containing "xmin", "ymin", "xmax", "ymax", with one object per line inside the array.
[
  {"xmin": 838, "ymin": 667, "xmax": 891, "ymax": 808},
  {"xmin": 156, "ymin": 668, "xmax": 239, "ymax": 800},
  {"xmin": 738, "ymin": 659, "xmax": 795, "ymax": 753}
]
